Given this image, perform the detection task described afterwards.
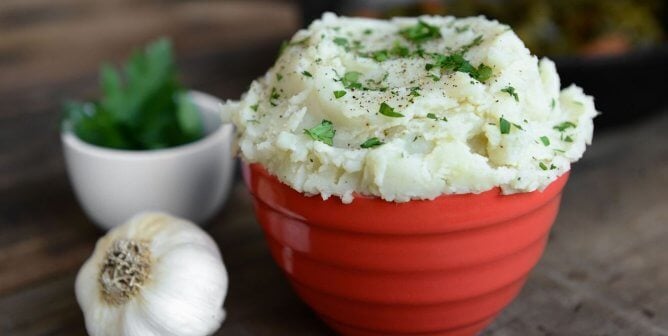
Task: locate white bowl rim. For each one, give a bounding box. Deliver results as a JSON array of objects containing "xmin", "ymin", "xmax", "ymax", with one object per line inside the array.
[{"xmin": 61, "ymin": 90, "xmax": 233, "ymax": 160}]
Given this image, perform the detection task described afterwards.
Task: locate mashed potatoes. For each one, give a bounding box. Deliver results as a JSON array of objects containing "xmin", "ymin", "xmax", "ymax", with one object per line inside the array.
[{"xmin": 222, "ymin": 13, "xmax": 598, "ymax": 203}]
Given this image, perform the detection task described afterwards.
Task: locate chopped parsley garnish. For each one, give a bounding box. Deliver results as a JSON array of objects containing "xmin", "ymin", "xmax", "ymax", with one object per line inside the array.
[
  {"xmin": 372, "ymin": 50, "xmax": 389, "ymax": 62},
  {"xmin": 333, "ymin": 90, "xmax": 346, "ymax": 99},
  {"xmin": 540, "ymin": 136, "xmax": 550, "ymax": 146},
  {"xmin": 539, "ymin": 162, "xmax": 548, "ymax": 171},
  {"xmin": 427, "ymin": 113, "xmax": 447, "ymax": 121},
  {"xmin": 432, "ymin": 52, "xmax": 492, "ymax": 82},
  {"xmin": 302, "ymin": 70, "xmax": 313, "ymax": 77},
  {"xmin": 270, "ymin": 87, "xmax": 280, "ymax": 106},
  {"xmin": 341, "ymin": 71, "xmax": 363, "ymax": 90},
  {"xmin": 429, "ymin": 74, "xmax": 441, "ymax": 81},
  {"xmin": 304, "ymin": 120, "xmax": 335, "ymax": 145},
  {"xmin": 361, "ymin": 137, "xmax": 383, "ymax": 148},
  {"xmin": 333, "ymin": 37, "xmax": 349, "ymax": 47},
  {"xmin": 460, "ymin": 35, "xmax": 483, "ymax": 53},
  {"xmin": 409, "ymin": 87, "xmax": 421, "ymax": 97},
  {"xmin": 472, "ymin": 64, "xmax": 493, "ymax": 82},
  {"xmin": 553, "ymin": 121, "xmax": 577, "ymax": 132},
  {"xmin": 250, "ymin": 103, "xmax": 259, "ymax": 112},
  {"xmin": 414, "ymin": 46, "xmax": 427, "ymax": 57},
  {"xmin": 499, "ymin": 117, "xmax": 511, "ymax": 134},
  {"xmin": 400, "ymin": 20, "xmax": 441, "ymax": 43},
  {"xmin": 359, "ymin": 42, "xmax": 410, "ymax": 62},
  {"xmin": 363, "ymin": 29, "xmax": 373, "ymax": 35},
  {"xmin": 455, "ymin": 25, "xmax": 469, "ymax": 33},
  {"xmin": 564, "ymin": 135, "xmax": 574, "ymax": 142},
  {"xmin": 501, "ymin": 86, "xmax": 519, "ymax": 101},
  {"xmin": 276, "ymin": 73, "xmax": 283, "ymax": 81},
  {"xmin": 390, "ymin": 42, "xmax": 410, "ymax": 57},
  {"xmin": 551, "ymin": 98, "xmax": 556, "ymax": 109},
  {"xmin": 278, "ymin": 37, "xmax": 310, "ymax": 57},
  {"xmin": 379, "ymin": 102, "xmax": 404, "ymax": 117},
  {"xmin": 425, "ymin": 63, "xmax": 435, "ymax": 71}
]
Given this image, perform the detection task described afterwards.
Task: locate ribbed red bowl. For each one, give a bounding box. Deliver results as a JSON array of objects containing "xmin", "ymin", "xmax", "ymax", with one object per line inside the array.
[{"xmin": 242, "ymin": 163, "xmax": 569, "ymax": 336}]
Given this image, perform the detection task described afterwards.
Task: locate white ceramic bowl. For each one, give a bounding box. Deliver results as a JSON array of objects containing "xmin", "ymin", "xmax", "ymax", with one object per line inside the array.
[{"xmin": 62, "ymin": 91, "xmax": 234, "ymax": 230}]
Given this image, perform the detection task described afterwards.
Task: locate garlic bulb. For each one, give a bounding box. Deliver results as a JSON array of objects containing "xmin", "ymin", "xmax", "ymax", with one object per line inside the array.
[{"xmin": 75, "ymin": 212, "xmax": 228, "ymax": 336}]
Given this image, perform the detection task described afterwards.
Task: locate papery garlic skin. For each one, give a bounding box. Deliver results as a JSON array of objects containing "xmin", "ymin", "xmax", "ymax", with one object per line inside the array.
[{"xmin": 75, "ymin": 212, "xmax": 228, "ymax": 336}]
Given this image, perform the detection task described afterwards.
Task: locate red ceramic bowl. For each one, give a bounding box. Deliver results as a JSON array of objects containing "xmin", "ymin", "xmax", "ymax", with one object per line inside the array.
[{"xmin": 242, "ymin": 163, "xmax": 569, "ymax": 336}]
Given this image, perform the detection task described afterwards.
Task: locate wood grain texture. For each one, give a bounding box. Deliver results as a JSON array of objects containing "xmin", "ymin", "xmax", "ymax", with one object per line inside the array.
[{"xmin": 1, "ymin": 1, "xmax": 667, "ymax": 335}]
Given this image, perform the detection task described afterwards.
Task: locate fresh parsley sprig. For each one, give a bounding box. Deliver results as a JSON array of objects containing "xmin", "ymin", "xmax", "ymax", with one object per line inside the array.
[{"xmin": 62, "ymin": 38, "xmax": 203, "ymax": 150}]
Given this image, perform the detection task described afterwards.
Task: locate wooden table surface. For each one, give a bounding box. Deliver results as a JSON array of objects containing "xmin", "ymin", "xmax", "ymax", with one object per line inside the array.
[{"xmin": 1, "ymin": 1, "xmax": 667, "ymax": 335}]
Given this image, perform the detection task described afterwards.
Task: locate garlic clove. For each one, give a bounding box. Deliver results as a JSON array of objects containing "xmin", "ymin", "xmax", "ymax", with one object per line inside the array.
[
  {"xmin": 142, "ymin": 247, "xmax": 227, "ymax": 336},
  {"xmin": 75, "ymin": 250, "xmax": 126, "ymax": 336},
  {"xmin": 121, "ymin": 304, "xmax": 166, "ymax": 336}
]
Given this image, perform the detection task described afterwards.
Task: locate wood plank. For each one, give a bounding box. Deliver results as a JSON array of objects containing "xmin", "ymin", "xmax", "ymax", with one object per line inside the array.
[
  {"xmin": 1, "ymin": 1, "xmax": 667, "ymax": 334},
  {"xmin": 0, "ymin": 0, "xmax": 298, "ymax": 92}
]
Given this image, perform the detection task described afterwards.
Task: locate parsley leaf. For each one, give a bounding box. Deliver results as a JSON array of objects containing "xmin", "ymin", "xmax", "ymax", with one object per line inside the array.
[
  {"xmin": 539, "ymin": 162, "xmax": 548, "ymax": 170},
  {"xmin": 304, "ymin": 120, "xmax": 335, "ymax": 145},
  {"xmin": 455, "ymin": 25, "xmax": 469, "ymax": 33},
  {"xmin": 270, "ymin": 87, "xmax": 280, "ymax": 106},
  {"xmin": 499, "ymin": 117, "xmax": 511, "ymax": 134},
  {"xmin": 460, "ymin": 35, "xmax": 483, "ymax": 54},
  {"xmin": 333, "ymin": 90, "xmax": 346, "ymax": 99},
  {"xmin": 333, "ymin": 37, "xmax": 349, "ymax": 48},
  {"xmin": 553, "ymin": 121, "xmax": 577, "ymax": 132},
  {"xmin": 279, "ymin": 37, "xmax": 309, "ymax": 57},
  {"xmin": 361, "ymin": 137, "xmax": 384, "ymax": 148},
  {"xmin": 540, "ymin": 136, "xmax": 550, "ymax": 146},
  {"xmin": 250, "ymin": 103, "xmax": 259, "ymax": 111},
  {"xmin": 472, "ymin": 63, "xmax": 492, "ymax": 82},
  {"xmin": 372, "ymin": 50, "xmax": 389, "ymax": 62},
  {"xmin": 400, "ymin": 20, "xmax": 441, "ymax": 43},
  {"xmin": 432, "ymin": 52, "xmax": 493, "ymax": 83},
  {"xmin": 379, "ymin": 102, "xmax": 404, "ymax": 117},
  {"xmin": 427, "ymin": 113, "xmax": 438, "ymax": 120},
  {"xmin": 341, "ymin": 71, "xmax": 363, "ymax": 90},
  {"xmin": 390, "ymin": 42, "xmax": 410, "ymax": 57},
  {"xmin": 501, "ymin": 86, "xmax": 519, "ymax": 101},
  {"xmin": 302, "ymin": 70, "xmax": 313, "ymax": 77}
]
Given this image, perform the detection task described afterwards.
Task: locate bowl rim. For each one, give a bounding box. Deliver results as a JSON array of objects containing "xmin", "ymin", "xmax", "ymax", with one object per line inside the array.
[
  {"xmin": 61, "ymin": 90, "xmax": 234, "ymax": 160},
  {"xmin": 243, "ymin": 162, "xmax": 570, "ymax": 234}
]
